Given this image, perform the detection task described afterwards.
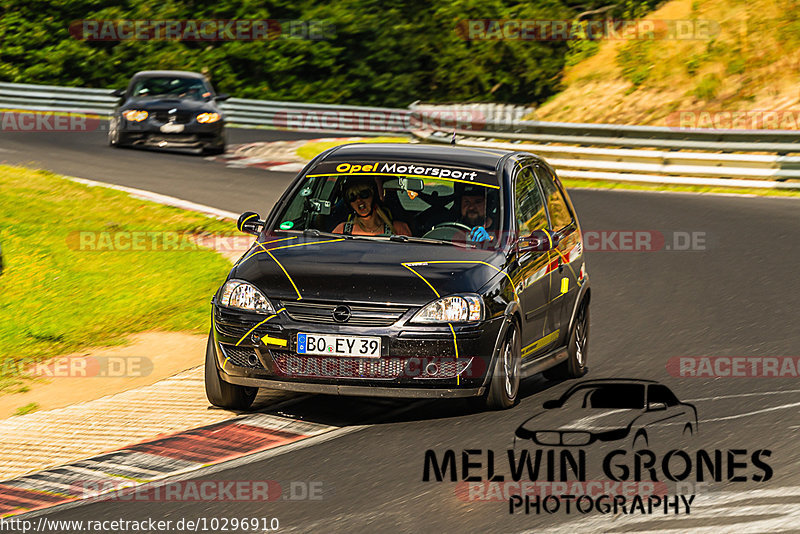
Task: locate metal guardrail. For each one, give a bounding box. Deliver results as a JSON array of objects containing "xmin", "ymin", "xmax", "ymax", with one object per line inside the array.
[
  {"xmin": 0, "ymin": 81, "xmax": 413, "ymax": 133},
  {"xmin": 1, "ymin": 81, "xmax": 799, "ymax": 188},
  {"xmin": 415, "ymin": 131, "xmax": 800, "ymax": 190}
]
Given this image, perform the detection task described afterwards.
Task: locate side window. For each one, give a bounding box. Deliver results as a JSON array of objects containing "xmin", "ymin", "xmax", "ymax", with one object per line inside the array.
[
  {"xmin": 536, "ymin": 166, "xmax": 573, "ymax": 231},
  {"xmin": 648, "ymin": 385, "xmax": 679, "ymax": 406},
  {"xmin": 514, "ymin": 167, "xmax": 548, "ymax": 235}
]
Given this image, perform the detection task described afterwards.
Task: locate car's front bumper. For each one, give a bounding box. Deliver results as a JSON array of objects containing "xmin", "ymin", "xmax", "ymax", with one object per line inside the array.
[
  {"xmin": 120, "ymin": 118, "xmax": 224, "ymax": 149},
  {"xmin": 210, "ymin": 303, "xmax": 505, "ymax": 398}
]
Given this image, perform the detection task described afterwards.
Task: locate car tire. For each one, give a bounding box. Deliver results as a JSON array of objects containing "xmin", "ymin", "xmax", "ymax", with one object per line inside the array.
[
  {"xmin": 203, "ymin": 143, "xmax": 226, "ymax": 156},
  {"xmin": 477, "ymin": 322, "xmax": 521, "ymax": 411},
  {"xmin": 204, "ymin": 329, "xmax": 257, "ymax": 410},
  {"xmin": 543, "ymin": 300, "xmax": 589, "ymax": 380},
  {"xmin": 108, "ymin": 118, "xmax": 129, "ymax": 148}
]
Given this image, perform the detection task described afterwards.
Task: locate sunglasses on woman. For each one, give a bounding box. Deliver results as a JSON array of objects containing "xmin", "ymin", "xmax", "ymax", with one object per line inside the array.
[{"xmin": 347, "ymin": 189, "xmax": 373, "ymax": 202}]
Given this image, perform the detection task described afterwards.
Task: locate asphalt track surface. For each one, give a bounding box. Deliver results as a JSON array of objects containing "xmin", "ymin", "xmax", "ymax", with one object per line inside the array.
[{"xmin": 4, "ymin": 127, "xmax": 800, "ymax": 532}]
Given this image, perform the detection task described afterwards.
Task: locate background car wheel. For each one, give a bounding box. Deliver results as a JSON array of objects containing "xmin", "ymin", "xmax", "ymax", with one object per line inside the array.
[
  {"xmin": 543, "ymin": 300, "xmax": 589, "ymax": 380},
  {"xmin": 479, "ymin": 322, "xmax": 521, "ymax": 411},
  {"xmin": 203, "ymin": 143, "xmax": 226, "ymax": 156},
  {"xmin": 108, "ymin": 118, "xmax": 129, "ymax": 148},
  {"xmin": 204, "ymin": 329, "xmax": 257, "ymax": 410}
]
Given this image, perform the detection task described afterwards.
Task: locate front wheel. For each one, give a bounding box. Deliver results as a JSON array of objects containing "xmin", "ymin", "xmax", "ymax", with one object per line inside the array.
[
  {"xmin": 543, "ymin": 300, "xmax": 589, "ymax": 380},
  {"xmin": 108, "ymin": 117, "xmax": 127, "ymax": 147},
  {"xmin": 204, "ymin": 329, "xmax": 257, "ymax": 410},
  {"xmin": 476, "ymin": 323, "xmax": 521, "ymax": 411}
]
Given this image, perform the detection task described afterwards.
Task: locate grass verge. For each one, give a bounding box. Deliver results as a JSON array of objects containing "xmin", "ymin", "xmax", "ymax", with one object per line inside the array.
[{"xmin": 0, "ymin": 165, "xmax": 234, "ymax": 394}]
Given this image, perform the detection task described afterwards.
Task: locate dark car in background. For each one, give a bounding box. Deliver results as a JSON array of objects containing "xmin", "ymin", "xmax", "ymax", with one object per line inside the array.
[
  {"xmin": 205, "ymin": 143, "xmax": 591, "ymax": 411},
  {"xmin": 108, "ymin": 70, "xmax": 228, "ymax": 154}
]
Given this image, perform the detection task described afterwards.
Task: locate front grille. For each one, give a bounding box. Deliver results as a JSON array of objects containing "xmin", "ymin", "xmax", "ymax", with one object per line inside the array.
[
  {"xmin": 145, "ymin": 135, "xmax": 199, "ymax": 143},
  {"xmin": 271, "ymin": 354, "xmax": 473, "ymax": 380},
  {"xmin": 280, "ymin": 300, "xmax": 408, "ymax": 326},
  {"xmin": 153, "ymin": 111, "xmax": 194, "ymax": 124},
  {"xmin": 273, "ymin": 354, "xmax": 403, "ymax": 379},
  {"xmin": 220, "ymin": 344, "xmax": 263, "ymax": 369}
]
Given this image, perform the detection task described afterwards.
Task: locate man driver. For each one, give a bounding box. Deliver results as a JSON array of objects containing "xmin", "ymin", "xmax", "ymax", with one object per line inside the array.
[{"xmin": 458, "ymin": 184, "xmax": 494, "ymax": 243}]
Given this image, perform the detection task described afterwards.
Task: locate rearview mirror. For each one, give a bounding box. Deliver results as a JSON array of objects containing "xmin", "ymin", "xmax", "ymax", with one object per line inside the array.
[
  {"xmin": 236, "ymin": 211, "xmax": 263, "ymax": 236},
  {"xmin": 111, "ymin": 88, "xmax": 125, "ymax": 98},
  {"xmin": 215, "ymin": 93, "xmax": 230, "ymax": 101},
  {"xmin": 382, "ymin": 177, "xmax": 424, "ymax": 192},
  {"xmin": 518, "ymin": 229, "xmax": 559, "ymax": 253},
  {"xmin": 648, "ymin": 401, "xmax": 667, "ymax": 411},
  {"xmin": 542, "ymin": 399, "xmax": 561, "ymax": 409}
]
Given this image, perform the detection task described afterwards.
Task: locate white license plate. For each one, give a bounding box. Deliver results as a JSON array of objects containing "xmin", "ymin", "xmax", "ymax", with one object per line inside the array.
[
  {"xmin": 160, "ymin": 123, "xmax": 185, "ymax": 133},
  {"xmin": 297, "ymin": 333, "xmax": 380, "ymax": 357}
]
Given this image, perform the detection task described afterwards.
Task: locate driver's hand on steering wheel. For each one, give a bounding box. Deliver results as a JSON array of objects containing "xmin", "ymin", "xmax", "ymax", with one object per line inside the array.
[{"xmin": 468, "ymin": 226, "xmax": 491, "ymax": 243}]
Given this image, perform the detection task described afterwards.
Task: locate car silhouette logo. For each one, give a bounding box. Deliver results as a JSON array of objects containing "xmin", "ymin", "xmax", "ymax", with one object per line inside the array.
[
  {"xmin": 332, "ymin": 305, "xmax": 351, "ymax": 323},
  {"xmin": 515, "ymin": 379, "xmax": 698, "ymax": 449}
]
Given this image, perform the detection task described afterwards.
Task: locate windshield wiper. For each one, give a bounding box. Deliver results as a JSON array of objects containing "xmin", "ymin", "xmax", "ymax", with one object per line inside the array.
[{"xmin": 388, "ymin": 235, "xmax": 465, "ymax": 247}]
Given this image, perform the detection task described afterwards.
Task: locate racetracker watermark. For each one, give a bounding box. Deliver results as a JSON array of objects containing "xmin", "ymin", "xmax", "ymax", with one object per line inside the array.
[
  {"xmin": 69, "ymin": 19, "xmax": 335, "ymax": 41},
  {"xmin": 667, "ymin": 110, "xmax": 800, "ymax": 130},
  {"xmin": 583, "ymin": 231, "xmax": 706, "ymax": 252},
  {"xmin": 71, "ymin": 480, "xmax": 323, "ymax": 502},
  {"xmin": 456, "ymin": 480, "xmax": 670, "ymax": 502},
  {"xmin": 275, "ymin": 355, "xmax": 486, "ymax": 380},
  {"xmin": 455, "ymin": 19, "xmax": 720, "ymax": 41},
  {"xmin": 667, "ymin": 356, "xmax": 800, "ymax": 378},
  {"xmin": 3, "ymin": 356, "xmax": 152, "ymax": 378},
  {"xmin": 0, "ymin": 111, "xmax": 101, "ymax": 132},
  {"xmin": 67, "ymin": 231, "xmax": 254, "ymax": 252},
  {"xmin": 272, "ymin": 109, "xmax": 488, "ymax": 132}
]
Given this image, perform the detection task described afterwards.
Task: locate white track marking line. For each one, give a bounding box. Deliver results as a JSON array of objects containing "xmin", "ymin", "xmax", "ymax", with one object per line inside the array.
[{"xmin": 66, "ymin": 176, "xmax": 238, "ymax": 219}]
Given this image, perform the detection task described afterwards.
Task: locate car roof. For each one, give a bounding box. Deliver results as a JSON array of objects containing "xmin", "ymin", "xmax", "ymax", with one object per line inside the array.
[
  {"xmin": 322, "ymin": 143, "xmax": 517, "ymax": 176},
  {"xmin": 131, "ymin": 70, "xmax": 207, "ymax": 79},
  {"xmin": 562, "ymin": 378, "xmax": 661, "ymax": 395}
]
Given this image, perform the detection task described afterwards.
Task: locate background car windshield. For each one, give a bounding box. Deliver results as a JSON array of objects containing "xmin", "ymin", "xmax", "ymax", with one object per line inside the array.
[
  {"xmin": 131, "ymin": 77, "xmax": 210, "ymax": 100},
  {"xmin": 562, "ymin": 384, "xmax": 645, "ymax": 409},
  {"xmin": 274, "ymin": 173, "xmax": 501, "ymax": 243}
]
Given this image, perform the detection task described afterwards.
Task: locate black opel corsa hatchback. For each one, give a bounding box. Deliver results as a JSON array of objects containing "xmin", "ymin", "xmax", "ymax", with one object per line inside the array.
[{"xmin": 206, "ymin": 144, "xmax": 591, "ymax": 410}]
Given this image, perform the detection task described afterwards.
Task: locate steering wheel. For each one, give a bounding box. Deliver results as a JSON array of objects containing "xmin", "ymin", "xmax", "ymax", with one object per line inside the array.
[{"xmin": 421, "ymin": 222, "xmax": 472, "ymax": 240}]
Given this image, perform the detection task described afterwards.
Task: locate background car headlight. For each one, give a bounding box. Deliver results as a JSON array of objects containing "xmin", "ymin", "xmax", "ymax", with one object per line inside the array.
[
  {"xmin": 411, "ymin": 295, "xmax": 483, "ymax": 324},
  {"xmin": 219, "ymin": 280, "xmax": 275, "ymax": 313},
  {"xmin": 197, "ymin": 112, "xmax": 221, "ymax": 123},
  {"xmin": 122, "ymin": 110, "xmax": 148, "ymax": 122}
]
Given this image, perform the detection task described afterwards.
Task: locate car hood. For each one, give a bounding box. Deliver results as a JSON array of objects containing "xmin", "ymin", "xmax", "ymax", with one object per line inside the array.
[
  {"xmin": 517, "ymin": 407, "xmax": 643, "ymax": 434},
  {"xmin": 231, "ymin": 236, "xmax": 507, "ymax": 305},
  {"xmin": 122, "ymin": 98, "xmax": 218, "ymax": 112}
]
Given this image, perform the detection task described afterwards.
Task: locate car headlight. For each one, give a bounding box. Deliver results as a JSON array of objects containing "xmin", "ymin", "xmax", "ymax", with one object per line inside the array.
[
  {"xmin": 123, "ymin": 110, "xmax": 148, "ymax": 122},
  {"xmin": 197, "ymin": 112, "xmax": 221, "ymax": 123},
  {"xmin": 219, "ymin": 280, "xmax": 275, "ymax": 314},
  {"xmin": 411, "ymin": 294, "xmax": 483, "ymax": 324}
]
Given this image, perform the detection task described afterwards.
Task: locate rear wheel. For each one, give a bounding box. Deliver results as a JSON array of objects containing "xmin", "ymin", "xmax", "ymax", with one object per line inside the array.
[
  {"xmin": 543, "ymin": 300, "xmax": 589, "ymax": 380},
  {"xmin": 204, "ymin": 329, "xmax": 257, "ymax": 410},
  {"xmin": 476, "ymin": 323, "xmax": 521, "ymax": 411}
]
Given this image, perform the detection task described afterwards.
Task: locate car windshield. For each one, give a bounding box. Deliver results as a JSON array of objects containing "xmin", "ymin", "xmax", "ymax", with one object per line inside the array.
[
  {"xmin": 130, "ymin": 77, "xmax": 211, "ymax": 101},
  {"xmin": 561, "ymin": 384, "xmax": 646, "ymax": 409},
  {"xmin": 273, "ymin": 159, "xmax": 502, "ymax": 246}
]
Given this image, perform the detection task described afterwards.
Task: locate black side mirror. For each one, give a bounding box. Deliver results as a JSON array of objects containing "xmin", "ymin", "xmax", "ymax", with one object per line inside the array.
[
  {"xmin": 237, "ymin": 211, "xmax": 264, "ymax": 235},
  {"xmin": 215, "ymin": 93, "xmax": 230, "ymax": 101},
  {"xmin": 111, "ymin": 88, "xmax": 125, "ymax": 98},
  {"xmin": 542, "ymin": 399, "xmax": 561, "ymax": 409},
  {"xmin": 518, "ymin": 229, "xmax": 559, "ymax": 253}
]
